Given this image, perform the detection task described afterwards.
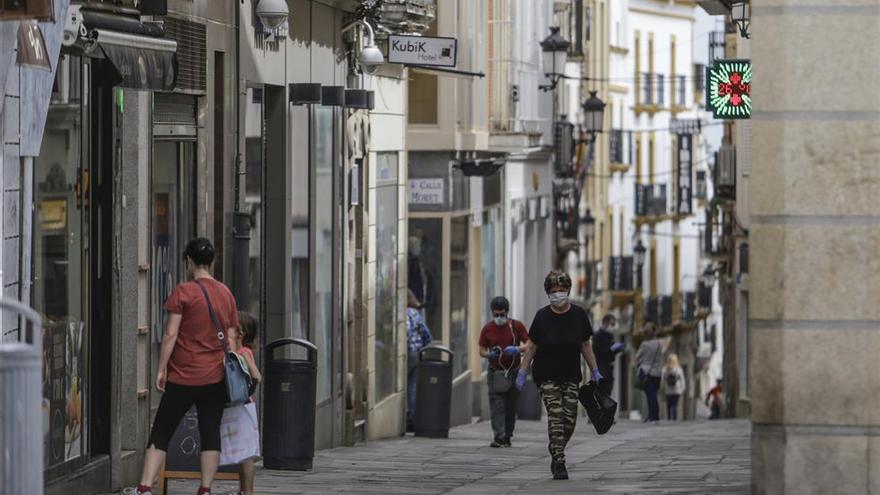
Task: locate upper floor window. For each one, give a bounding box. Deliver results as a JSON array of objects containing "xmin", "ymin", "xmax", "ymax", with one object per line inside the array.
[
  {"xmin": 642, "ymin": 73, "xmax": 653, "ymax": 104},
  {"xmin": 656, "ymin": 74, "xmax": 664, "ymax": 105}
]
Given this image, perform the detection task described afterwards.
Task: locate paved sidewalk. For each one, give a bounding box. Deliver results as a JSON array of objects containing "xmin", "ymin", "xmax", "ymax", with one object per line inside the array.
[{"xmin": 165, "ymin": 418, "xmax": 751, "ymax": 494}]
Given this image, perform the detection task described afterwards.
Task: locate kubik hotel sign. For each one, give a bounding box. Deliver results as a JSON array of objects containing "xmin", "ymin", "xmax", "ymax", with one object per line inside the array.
[{"xmin": 389, "ymin": 35, "xmax": 457, "ymax": 67}]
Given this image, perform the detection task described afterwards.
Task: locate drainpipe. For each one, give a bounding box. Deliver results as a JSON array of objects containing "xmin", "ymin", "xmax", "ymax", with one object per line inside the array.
[{"xmin": 231, "ymin": 0, "xmax": 250, "ymax": 307}]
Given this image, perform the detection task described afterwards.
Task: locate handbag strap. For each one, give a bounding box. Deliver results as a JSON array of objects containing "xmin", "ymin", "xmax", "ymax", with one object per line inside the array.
[{"xmin": 194, "ymin": 279, "xmax": 231, "ymax": 355}]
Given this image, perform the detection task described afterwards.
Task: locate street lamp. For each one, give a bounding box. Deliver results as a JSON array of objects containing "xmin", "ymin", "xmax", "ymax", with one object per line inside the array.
[
  {"xmin": 701, "ymin": 265, "xmax": 717, "ymax": 286},
  {"xmin": 539, "ymin": 27, "xmax": 570, "ymax": 92},
  {"xmin": 581, "ymin": 91, "xmax": 606, "ymax": 141},
  {"xmin": 581, "ymin": 209, "xmax": 595, "ymax": 240},
  {"xmin": 730, "ymin": 2, "xmax": 750, "ymax": 39},
  {"xmin": 634, "ymin": 238, "xmax": 646, "ymax": 289}
]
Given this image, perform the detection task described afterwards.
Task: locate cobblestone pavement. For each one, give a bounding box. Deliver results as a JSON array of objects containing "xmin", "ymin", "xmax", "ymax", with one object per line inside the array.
[{"xmin": 164, "ymin": 418, "xmax": 751, "ymax": 494}]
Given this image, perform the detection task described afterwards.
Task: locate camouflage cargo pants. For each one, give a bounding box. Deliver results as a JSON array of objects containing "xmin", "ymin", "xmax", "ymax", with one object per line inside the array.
[{"xmin": 539, "ymin": 380, "xmax": 580, "ymax": 463}]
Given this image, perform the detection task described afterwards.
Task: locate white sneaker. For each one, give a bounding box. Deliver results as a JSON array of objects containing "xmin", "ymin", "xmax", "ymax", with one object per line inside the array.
[{"xmin": 122, "ymin": 488, "xmax": 152, "ymax": 495}]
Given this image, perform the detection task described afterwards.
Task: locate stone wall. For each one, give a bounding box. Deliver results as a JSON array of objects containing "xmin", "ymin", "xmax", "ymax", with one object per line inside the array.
[{"xmin": 749, "ymin": 3, "xmax": 880, "ymax": 494}]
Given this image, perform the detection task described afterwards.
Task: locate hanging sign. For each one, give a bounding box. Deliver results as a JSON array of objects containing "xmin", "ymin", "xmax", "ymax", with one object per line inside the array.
[
  {"xmin": 388, "ymin": 34, "xmax": 457, "ymax": 67},
  {"xmin": 676, "ymin": 133, "xmax": 693, "ymax": 215},
  {"xmin": 707, "ymin": 59, "xmax": 751, "ymax": 119}
]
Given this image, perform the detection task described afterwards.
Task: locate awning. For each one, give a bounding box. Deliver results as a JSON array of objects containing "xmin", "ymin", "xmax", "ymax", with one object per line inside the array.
[{"xmin": 93, "ymin": 28, "xmax": 177, "ymax": 90}]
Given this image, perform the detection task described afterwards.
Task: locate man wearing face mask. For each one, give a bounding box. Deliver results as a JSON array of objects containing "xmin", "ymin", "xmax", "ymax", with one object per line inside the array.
[
  {"xmin": 593, "ymin": 314, "xmax": 625, "ymax": 396},
  {"xmin": 516, "ymin": 270, "xmax": 602, "ymax": 480},
  {"xmin": 478, "ymin": 296, "xmax": 529, "ymax": 448}
]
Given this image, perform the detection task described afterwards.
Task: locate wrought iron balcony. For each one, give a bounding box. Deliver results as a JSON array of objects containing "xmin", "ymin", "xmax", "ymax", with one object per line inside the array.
[
  {"xmin": 607, "ymin": 256, "xmax": 634, "ymax": 292},
  {"xmin": 554, "ymin": 121, "xmax": 575, "ymax": 178},
  {"xmin": 682, "ymin": 291, "xmax": 697, "ymax": 321},
  {"xmin": 645, "ymin": 296, "xmax": 659, "ymax": 325},
  {"xmin": 635, "ymin": 183, "xmax": 669, "ymax": 218},
  {"xmin": 554, "ymin": 183, "xmax": 580, "ymax": 245},
  {"xmin": 698, "ymin": 281, "xmax": 712, "ymax": 309},
  {"xmin": 658, "ymin": 295, "xmax": 674, "ymax": 326},
  {"xmin": 701, "ymin": 208, "xmax": 728, "ymax": 258},
  {"xmin": 714, "ymin": 143, "xmax": 736, "ymax": 200}
]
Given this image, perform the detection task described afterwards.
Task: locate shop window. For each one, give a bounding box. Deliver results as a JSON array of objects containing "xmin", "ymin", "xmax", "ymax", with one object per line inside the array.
[
  {"xmin": 449, "ymin": 216, "xmax": 469, "ymax": 377},
  {"xmin": 33, "ymin": 54, "xmax": 86, "ymax": 469},
  {"xmin": 375, "ymin": 152, "xmax": 400, "ymax": 400},
  {"xmin": 409, "ymin": 218, "xmax": 443, "ymax": 344},
  {"xmin": 314, "ymin": 106, "xmax": 335, "ymax": 403}
]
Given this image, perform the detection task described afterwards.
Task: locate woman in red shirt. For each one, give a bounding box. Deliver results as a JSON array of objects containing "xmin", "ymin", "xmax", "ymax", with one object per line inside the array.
[{"xmin": 128, "ymin": 238, "xmax": 240, "ymax": 495}]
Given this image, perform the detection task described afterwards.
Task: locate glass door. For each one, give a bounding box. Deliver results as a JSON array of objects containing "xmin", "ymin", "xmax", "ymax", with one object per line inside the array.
[{"xmin": 150, "ymin": 140, "xmax": 197, "ymax": 412}]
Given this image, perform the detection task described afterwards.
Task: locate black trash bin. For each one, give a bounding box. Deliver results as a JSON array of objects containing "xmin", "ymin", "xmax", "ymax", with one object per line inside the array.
[
  {"xmin": 263, "ymin": 338, "xmax": 317, "ymax": 471},
  {"xmin": 517, "ymin": 371, "xmax": 542, "ymax": 420},
  {"xmin": 414, "ymin": 345, "xmax": 453, "ymax": 438}
]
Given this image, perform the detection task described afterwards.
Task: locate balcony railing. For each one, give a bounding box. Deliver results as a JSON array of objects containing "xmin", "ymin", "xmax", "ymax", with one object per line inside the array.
[
  {"xmin": 702, "ymin": 208, "xmax": 725, "ymax": 257},
  {"xmin": 607, "ymin": 256, "xmax": 634, "ymax": 291},
  {"xmin": 554, "ymin": 121, "xmax": 575, "ymax": 177},
  {"xmin": 714, "ymin": 144, "xmax": 736, "ymax": 200},
  {"xmin": 635, "ymin": 183, "xmax": 669, "ymax": 217},
  {"xmin": 682, "ymin": 291, "xmax": 697, "ymax": 320},
  {"xmin": 709, "ymin": 30, "xmax": 726, "ymax": 65},
  {"xmin": 698, "ymin": 282, "xmax": 712, "ymax": 309},
  {"xmin": 658, "ymin": 295, "xmax": 673, "ymax": 326},
  {"xmin": 554, "ymin": 183, "xmax": 579, "ymax": 243},
  {"xmin": 609, "ymin": 129, "xmax": 634, "ymax": 166},
  {"xmin": 645, "ymin": 296, "xmax": 659, "ymax": 324}
]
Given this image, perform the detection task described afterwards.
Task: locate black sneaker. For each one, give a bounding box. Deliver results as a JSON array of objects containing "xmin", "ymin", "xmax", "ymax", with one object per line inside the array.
[
  {"xmin": 553, "ymin": 462, "xmax": 569, "ymax": 480},
  {"xmin": 490, "ymin": 439, "xmax": 504, "ymax": 448},
  {"xmin": 502, "ymin": 439, "xmax": 512, "ymax": 448}
]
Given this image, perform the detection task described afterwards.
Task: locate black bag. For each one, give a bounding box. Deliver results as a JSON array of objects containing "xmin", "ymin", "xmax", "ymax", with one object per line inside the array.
[
  {"xmin": 579, "ymin": 381, "xmax": 618, "ymax": 435},
  {"xmin": 665, "ymin": 371, "xmax": 679, "ymax": 388}
]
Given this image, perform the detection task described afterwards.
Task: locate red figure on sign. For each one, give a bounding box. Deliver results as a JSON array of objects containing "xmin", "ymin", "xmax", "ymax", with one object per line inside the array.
[{"xmin": 717, "ymin": 71, "xmax": 750, "ymax": 107}]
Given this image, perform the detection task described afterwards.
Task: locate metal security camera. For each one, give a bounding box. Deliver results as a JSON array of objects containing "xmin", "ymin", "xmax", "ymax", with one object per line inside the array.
[
  {"xmin": 342, "ymin": 19, "xmax": 384, "ymax": 72},
  {"xmin": 256, "ymin": 0, "xmax": 289, "ymax": 31},
  {"xmin": 359, "ymin": 44, "xmax": 385, "ymax": 68}
]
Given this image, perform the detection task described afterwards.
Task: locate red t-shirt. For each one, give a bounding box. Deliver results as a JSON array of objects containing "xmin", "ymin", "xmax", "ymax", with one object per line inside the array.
[
  {"xmin": 478, "ymin": 319, "xmax": 529, "ymax": 370},
  {"xmin": 163, "ymin": 278, "xmax": 240, "ymax": 386}
]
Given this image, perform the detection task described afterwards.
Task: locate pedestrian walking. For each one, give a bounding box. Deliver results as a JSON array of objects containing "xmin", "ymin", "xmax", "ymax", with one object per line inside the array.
[
  {"xmin": 125, "ymin": 238, "xmax": 240, "ymax": 495},
  {"xmin": 227, "ymin": 312, "xmax": 263, "ymax": 495},
  {"xmin": 406, "ymin": 289, "xmax": 432, "ymax": 432},
  {"xmin": 706, "ymin": 379, "xmax": 723, "ymax": 419},
  {"xmin": 478, "ymin": 296, "xmax": 529, "ymax": 448},
  {"xmin": 592, "ymin": 314, "xmax": 624, "ymax": 396},
  {"xmin": 661, "ymin": 353, "xmax": 685, "ymax": 421},
  {"xmin": 636, "ymin": 322, "xmax": 663, "ymax": 423},
  {"xmin": 516, "ymin": 270, "xmax": 602, "ymax": 480}
]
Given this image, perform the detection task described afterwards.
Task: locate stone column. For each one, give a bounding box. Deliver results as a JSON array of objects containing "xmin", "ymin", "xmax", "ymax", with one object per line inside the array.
[{"xmin": 750, "ymin": 3, "xmax": 880, "ymax": 494}]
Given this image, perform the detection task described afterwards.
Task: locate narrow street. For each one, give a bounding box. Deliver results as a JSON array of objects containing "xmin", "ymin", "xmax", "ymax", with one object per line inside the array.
[{"xmin": 164, "ymin": 419, "xmax": 750, "ymax": 494}]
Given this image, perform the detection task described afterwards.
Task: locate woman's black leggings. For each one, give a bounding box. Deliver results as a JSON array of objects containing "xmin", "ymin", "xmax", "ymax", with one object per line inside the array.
[{"xmin": 147, "ymin": 381, "xmax": 226, "ymax": 452}]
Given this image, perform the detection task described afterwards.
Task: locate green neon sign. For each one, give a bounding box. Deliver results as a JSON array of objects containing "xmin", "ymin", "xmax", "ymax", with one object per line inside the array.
[{"xmin": 707, "ymin": 59, "xmax": 751, "ymax": 119}]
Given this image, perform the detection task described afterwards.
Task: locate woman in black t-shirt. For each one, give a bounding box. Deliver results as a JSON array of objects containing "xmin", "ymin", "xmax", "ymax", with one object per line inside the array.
[{"xmin": 515, "ymin": 270, "xmax": 603, "ymax": 481}]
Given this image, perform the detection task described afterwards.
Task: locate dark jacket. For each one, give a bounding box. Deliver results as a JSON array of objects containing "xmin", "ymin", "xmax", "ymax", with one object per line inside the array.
[{"xmin": 592, "ymin": 327, "xmax": 618, "ymax": 377}]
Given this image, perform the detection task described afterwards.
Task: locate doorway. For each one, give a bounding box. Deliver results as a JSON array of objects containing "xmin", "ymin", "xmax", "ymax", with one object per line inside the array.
[{"xmin": 150, "ymin": 103, "xmax": 198, "ymax": 413}]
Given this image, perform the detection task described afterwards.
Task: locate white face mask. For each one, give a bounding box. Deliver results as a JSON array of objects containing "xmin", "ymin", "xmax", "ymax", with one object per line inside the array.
[
  {"xmin": 494, "ymin": 316, "xmax": 508, "ymax": 326},
  {"xmin": 548, "ymin": 291, "xmax": 569, "ymax": 308}
]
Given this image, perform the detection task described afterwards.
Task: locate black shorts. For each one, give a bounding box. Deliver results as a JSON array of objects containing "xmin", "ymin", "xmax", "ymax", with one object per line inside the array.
[{"xmin": 147, "ymin": 380, "xmax": 226, "ymax": 452}]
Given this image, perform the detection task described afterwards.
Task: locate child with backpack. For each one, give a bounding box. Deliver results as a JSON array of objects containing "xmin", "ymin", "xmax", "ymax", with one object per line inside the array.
[{"xmin": 662, "ymin": 353, "xmax": 685, "ymax": 421}]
